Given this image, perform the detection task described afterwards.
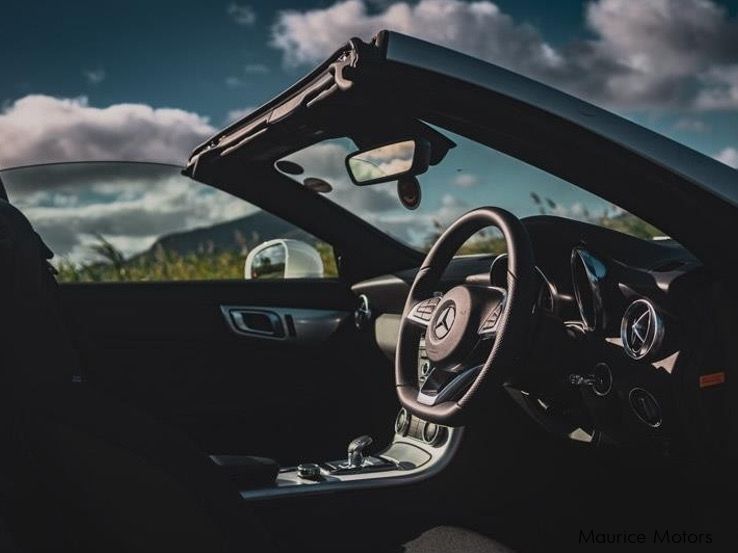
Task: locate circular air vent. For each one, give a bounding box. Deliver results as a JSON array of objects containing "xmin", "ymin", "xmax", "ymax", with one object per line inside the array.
[{"xmin": 620, "ymin": 299, "xmax": 664, "ymax": 360}]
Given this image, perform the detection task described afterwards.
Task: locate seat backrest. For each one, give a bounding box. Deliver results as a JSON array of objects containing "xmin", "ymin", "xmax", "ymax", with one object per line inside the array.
[
  {"xmin": 0, "ymin": 198, "xmax": 78, "ymax": 386},
  {"xmin": 0, "ymin": 198, "xmax": 272, "ymax": 552}
]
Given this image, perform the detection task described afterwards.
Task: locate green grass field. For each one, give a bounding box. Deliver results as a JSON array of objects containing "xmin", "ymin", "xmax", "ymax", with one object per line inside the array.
[
  {"xmin": 56, "ymin": 239, "xmax": 338, "ymax": 282},
  {"xmin": 54, "ymin": 206, "xmax": 661, "ymax": 283}
]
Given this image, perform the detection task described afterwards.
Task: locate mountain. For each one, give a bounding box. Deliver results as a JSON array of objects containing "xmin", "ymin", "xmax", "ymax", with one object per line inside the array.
[{"xmin": 138, "ymin": 209, "xmax": 317, "ymax": 258}]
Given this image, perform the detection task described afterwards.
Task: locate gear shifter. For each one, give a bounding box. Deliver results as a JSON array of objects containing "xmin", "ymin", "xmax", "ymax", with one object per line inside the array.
[
  {"xmin": 322, "ymin": 434, "xmax": 395, "ymax": 474},
  {"xmin": 346, "ymin": 435, "xmax": 373, "ymax": 468}
]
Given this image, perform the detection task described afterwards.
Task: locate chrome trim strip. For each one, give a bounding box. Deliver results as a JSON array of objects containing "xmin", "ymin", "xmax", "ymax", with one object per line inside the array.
[
  {"xmin": 570, "ymin": 247, "xmax": 607, "ymax": 332},
  {"xmin": 620, "ymin": 298, "xmax": 665, "ymax": 360}
]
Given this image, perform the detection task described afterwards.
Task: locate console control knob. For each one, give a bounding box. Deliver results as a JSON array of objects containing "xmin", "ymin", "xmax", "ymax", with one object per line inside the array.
[
  {"xmin": 422, "ymin": 422, "xmax": 440, "ymax": 444},
  {"xmin": 297, "ymin": 463, "xmax": 322, "ymax": 481},
  {"xmin": 395, "ymin": 408, "xmax": 410, "ymax": 436}
]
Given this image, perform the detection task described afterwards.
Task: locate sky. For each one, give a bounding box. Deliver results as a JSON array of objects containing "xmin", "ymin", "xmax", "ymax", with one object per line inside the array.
[
  {"xmin": 1, "ymin": 0, "xmax": 738, "ymax": 168},
  {"xmin": 1, "ymin": 0, "xmax": 738, "ymax": 261}
]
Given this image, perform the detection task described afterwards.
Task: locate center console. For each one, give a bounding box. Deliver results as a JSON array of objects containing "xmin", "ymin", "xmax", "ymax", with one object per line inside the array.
[{"xmin": 240, "ymin": 408, "xmax": 461, "ymax": 500}]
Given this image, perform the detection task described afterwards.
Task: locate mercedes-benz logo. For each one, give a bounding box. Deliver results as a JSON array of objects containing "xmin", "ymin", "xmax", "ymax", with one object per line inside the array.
[{"xmin": 434, "ymin": 305, "xmax": 456, "ymax": 339}]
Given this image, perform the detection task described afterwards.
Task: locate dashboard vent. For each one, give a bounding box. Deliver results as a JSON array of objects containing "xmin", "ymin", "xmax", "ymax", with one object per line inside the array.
[{"xmin": 620, "ymin": 299, "xmax": 664, "ymax": 360}]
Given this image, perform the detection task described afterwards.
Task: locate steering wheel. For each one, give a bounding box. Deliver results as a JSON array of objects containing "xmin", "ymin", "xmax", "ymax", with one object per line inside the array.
[{"xmin": 396, "ymin": 207, "xmax": 537, "ymax": 426}]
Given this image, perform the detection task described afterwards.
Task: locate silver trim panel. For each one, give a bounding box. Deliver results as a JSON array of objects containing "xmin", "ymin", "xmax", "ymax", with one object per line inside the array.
[{"xmin": 240, "ymin": 427, "xmax": 462, "ymax": 500}]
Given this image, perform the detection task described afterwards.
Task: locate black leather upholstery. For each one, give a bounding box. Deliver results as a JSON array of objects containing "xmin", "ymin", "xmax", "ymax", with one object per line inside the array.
[{"xmin": 0, "ymin": 199, "xmax": 272, "ymax": 552}]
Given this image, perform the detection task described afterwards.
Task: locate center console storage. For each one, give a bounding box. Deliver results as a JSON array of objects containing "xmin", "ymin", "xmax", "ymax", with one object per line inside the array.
[{"xmin": 239, "ymin": 408, "xmax": 460, "ymax": 500}]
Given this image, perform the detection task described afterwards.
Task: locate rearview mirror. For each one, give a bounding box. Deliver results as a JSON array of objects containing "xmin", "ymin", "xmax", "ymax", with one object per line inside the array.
[
  {"xmin": 345, "ymin": 139, "xmax": 431, "ymax": 186},
  {"xmin": 245, "ymin": 239, "xmax": 324, "ymax": 280}
]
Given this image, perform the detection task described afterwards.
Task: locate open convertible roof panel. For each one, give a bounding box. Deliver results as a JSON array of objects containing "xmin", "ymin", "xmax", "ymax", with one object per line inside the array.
[{"xmin": 185, "ymin": 35, "xmax": 455, "ymax": 177}]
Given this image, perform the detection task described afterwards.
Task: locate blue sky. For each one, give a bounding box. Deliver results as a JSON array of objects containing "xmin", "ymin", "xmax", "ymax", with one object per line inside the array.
[
  {"xmin": 1, "ymin": 0, "xmax": 737, "ymax": 167},
  {"xmin": 1, "ymin": 0, "xmax": 738, "ymax": 259},
  {"xmin": 1, "ymin": 0, "xmax": 591, "ymax": 124}
]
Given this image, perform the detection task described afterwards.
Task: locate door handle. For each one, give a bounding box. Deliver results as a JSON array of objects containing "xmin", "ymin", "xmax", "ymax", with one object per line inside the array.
[
  {"xmin": 227, "ymin": 309, "xmax": 285, "ymax": 338},
  {"xmin": 220, "ymin": 305, "xmax": 349, "ymax": 343}
]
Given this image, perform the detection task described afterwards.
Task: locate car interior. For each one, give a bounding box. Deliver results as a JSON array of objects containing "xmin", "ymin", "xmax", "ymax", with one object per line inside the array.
[{"xmin": 2, "ymin": 32, "xmax": 738, "ymax": 553}]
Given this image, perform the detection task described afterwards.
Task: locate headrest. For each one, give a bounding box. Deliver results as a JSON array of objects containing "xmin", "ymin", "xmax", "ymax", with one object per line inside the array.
[{"xmin": 0, "ymin": 199, "xmax": 78, "ymax": 387}]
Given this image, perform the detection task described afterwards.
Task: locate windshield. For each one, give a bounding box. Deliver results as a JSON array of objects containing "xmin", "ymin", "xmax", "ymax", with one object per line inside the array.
[
  {"xmin": 0, "ymin": 161, "xmax": 337, "ymax": 282},
  {"xmin": 279, "ymin": 129, "xmax": 663, "ymax": 253}
]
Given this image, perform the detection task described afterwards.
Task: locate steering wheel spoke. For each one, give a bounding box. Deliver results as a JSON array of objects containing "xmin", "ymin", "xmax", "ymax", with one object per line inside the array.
[{"xmin": 417, "ymin": 364, "xmax": 482, "ymax": 406}]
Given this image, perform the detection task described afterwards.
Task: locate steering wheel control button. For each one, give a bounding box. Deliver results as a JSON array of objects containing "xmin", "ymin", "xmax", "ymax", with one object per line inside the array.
[
  {"xmin": 480, "ymin": 302, "xmax": 504, "ymax": 335},
  {"xmin": 592, "ymin": 363, "xmax": 613, "ymax": 396},
  {"xmin": 629, "ymin": 388, "xmax": 662, "ymax": 427},
  {"xmin": 297, "ymin": 463, "xmax": 322, "ymax": 481},
  {"xmin": 409, "ymin": 297, "xmax": 442, "ymax": 324}
]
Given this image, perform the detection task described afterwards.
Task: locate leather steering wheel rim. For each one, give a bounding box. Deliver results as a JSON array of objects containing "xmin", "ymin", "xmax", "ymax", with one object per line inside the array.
[{"xmin": 395, "ymin": 207, "xmax": 537, "ymax": 426}]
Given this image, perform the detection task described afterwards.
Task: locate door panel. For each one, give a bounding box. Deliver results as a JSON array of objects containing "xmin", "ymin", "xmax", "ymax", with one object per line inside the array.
[{"xmin": 60, "ymin": 279, "xmax": 397, "ymax": 466}]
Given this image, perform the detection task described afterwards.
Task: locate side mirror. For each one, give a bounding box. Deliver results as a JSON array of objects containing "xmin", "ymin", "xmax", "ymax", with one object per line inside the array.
[
  {"xmin": 345, "ymin": 138, "xmax": 431, "ymax": 186},
  {"xmin": 245, "ymin": 239, "xmax": 324, "ymax": 280}
]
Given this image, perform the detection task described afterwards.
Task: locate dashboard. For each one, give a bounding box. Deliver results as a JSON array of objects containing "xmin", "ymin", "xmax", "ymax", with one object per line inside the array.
[{"xmin": 352, "ymin": 215, "xmax": 729, "ymax": 460}]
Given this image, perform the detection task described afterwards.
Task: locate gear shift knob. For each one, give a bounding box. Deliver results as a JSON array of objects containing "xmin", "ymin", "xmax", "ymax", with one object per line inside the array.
[{"xmin": 347, "ymin": 435, "xmax": 373, "ymax": 468}]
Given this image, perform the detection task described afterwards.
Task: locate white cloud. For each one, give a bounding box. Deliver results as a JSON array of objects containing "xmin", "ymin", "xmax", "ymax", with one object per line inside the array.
[
  {"xmin": 225, "ymin": 106, "xmax": 255, "ymax": 125},
  {"xmin": 4, "ymin": 165, "xmax": 256, "ymax": 262},
  {"xmin": 270, "ymin": 0, "xmax": 738, "ymax": 111},
  {"xmin": 453, "ymin": 173, "xmax": 478, "ymax": 187},
  {"xmin": 0, "ymin": 95, "xmax": 215, "ymax": 168},
  {"xmin": 244, "ymin": 63, "xmax": 269, "ymax": 74},
  {"xmin": 227, "ymin": 3, "xmax": 256, "ymax": 26},
  {"xmin": 83, "ymin": 68, "xmax": 106, "ymax": 85},
  {"xmin": 225, "ymin": 76, "xmax": 245, "ymax": 88},
  {"xmin": 715, "ymin": 146, "xmax": 738, "ymax": 168},
  {"xmin": 674, "ymin": 118, "xmax": 709, "ymax": 133},
  {"xmin": 225, "ymin": 63, "xmax": 270, "ymax": 89},
  {"xmin": 271, "ymin": 0, "xmax": 560, "ymax": 76},
  {"xmin": 695, "ymin": 65, "xmax": 738, "ymax": 110}
]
